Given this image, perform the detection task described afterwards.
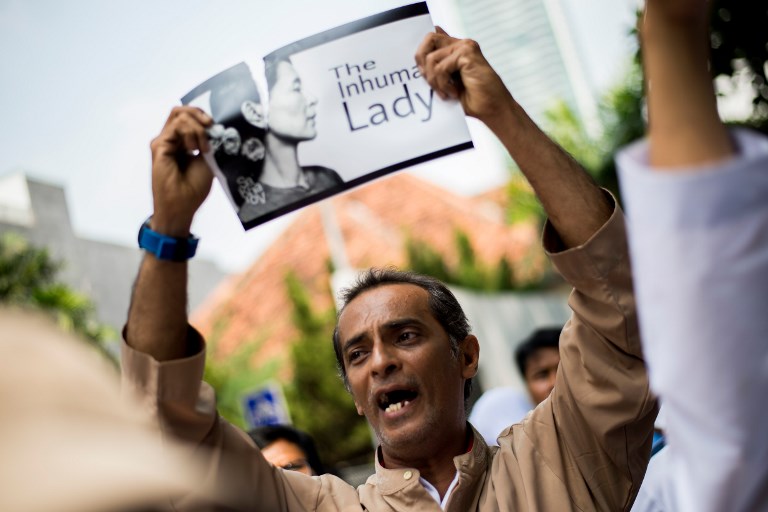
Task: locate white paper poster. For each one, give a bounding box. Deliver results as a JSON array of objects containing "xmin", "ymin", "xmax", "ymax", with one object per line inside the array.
[{"xmin": 182, "ymin": 3, "xmax": 473, "ymax": 230}]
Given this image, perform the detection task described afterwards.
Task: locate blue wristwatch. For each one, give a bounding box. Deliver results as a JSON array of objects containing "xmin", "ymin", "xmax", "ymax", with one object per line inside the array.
[{"xmin": 137, "ymin": 217, "xmax": 199, "ymax": 261}]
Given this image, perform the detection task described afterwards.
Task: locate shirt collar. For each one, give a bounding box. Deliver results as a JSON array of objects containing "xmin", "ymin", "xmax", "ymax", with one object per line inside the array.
[{"xmin": 370, "ymin": 424, "xmax": 490, "ymax": 506}]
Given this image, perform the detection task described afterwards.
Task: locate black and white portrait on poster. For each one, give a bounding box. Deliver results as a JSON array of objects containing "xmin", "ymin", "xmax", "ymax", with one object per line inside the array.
[
  {"xmin": 182, "ymin": 2, "xmax": 473, "ymax": 230},
  {"xmin": 181, "ymin": 62, "xmax": 271, "ymax": 223}
]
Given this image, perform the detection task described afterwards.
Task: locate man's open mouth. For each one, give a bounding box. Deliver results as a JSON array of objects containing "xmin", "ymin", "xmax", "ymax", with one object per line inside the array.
[{"xmin": 377, "ymin": 389, "xmax": 418, "ymax": 413}]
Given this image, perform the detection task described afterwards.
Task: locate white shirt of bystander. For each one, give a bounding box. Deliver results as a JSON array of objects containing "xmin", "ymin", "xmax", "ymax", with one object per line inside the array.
[{"xmin": 617, "ymin": 128, "xmax": 768, "ymax": 512}]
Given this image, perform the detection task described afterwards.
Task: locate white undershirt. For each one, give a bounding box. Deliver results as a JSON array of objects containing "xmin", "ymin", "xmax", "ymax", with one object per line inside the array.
[{"xmin": 420, "ymin": 471, "xmax": 460, "ymax": 510}]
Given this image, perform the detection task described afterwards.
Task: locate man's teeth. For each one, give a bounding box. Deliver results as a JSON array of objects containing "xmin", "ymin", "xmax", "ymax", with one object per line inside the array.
[{"xmin": 385, "ymin": 400, "xmax": 409, "ymax": 413}]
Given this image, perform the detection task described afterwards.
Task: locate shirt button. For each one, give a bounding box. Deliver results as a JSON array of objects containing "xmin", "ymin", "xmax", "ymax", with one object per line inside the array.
[{"xmin": 403, "ymin": 470, "xmax": 413, "ymax": 480}]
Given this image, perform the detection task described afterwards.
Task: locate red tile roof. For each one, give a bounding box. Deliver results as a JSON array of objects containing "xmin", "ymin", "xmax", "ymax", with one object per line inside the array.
[{"xmin": 191, "ymin": 173, "xmax": 542, "ymax": 363}]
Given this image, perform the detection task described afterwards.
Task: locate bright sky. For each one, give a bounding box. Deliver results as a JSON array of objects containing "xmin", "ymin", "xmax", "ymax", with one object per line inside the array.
[{"xmin": 0, "ymin": 0, "xmax": 638, "ymax": 272}]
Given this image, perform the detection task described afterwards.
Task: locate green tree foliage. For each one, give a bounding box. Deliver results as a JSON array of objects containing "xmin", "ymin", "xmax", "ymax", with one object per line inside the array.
[
  {"xmin": 505, "ymin": 170, "xmax": 545, "ymax": 226},
  {"xmin": 542, "ymin": 100, "xmax": 603, "ymax": 174},
  {"xmin": 203, "ymin": 321, "xmax": 282, "ymax": 428},
  {"xmin": 406, "ymin": 229, "xmax": 546, "ymax": 292},
  {"xmin": 282, "ymin": 272, "xmax": 373, "ymax": 468},
  {"xmin": 404, "ymin": 236, "xmax": 451, "ymax": 283},
  {"xmin": 542, "ymin": 61, "xmax": 644, "ymax": 200},
  {"xmin": 710, "ymin": 0, "xmax": 768, "ymax": 125},
  {"xmin": 0, "ymin": 232, "xmax": 114, "ymax": 359},
  {"xmin": 593, "ymin": 64, "xmax": 646, "ymax": 194},
  {"xmin": 542, "ymin": 1, "xmax": 768, "ymax": 198}
]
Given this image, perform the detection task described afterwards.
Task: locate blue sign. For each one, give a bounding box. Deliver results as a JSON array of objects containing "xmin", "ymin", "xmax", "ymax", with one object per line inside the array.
[{"xmin": 242, "ymin": 383, "xmax": 291, "ymax": 429}]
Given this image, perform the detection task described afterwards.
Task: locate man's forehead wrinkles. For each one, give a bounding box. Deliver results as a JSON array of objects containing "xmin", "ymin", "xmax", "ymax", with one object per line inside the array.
[{"xmin": 337, "ymin": 284, "xmax": 433, "ymax": 342}]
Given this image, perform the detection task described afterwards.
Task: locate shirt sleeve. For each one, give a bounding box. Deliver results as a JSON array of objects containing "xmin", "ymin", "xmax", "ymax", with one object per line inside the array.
[
  {"xmin": 120, "ymin": 327, "xmax": 350, "ymax": 511},
  {"xmin": 523, "ymin": 198, "xmax": 657, "ymax": 511},
  {"xmin": 616, "ymin": 128, "xmax": 768, "ymax": 512}
]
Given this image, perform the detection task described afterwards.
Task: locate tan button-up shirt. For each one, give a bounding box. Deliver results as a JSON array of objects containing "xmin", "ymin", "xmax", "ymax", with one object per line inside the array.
[{"xmin": 122, "ymin": 204, "xmax": 657, "ymax": 511}]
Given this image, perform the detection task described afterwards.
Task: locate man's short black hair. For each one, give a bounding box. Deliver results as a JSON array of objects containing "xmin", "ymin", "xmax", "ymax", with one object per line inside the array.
[
  {"xmin": 514, "ymin": 327, "xmax": 562, "ymax": 377},
  {"xmin": 248, "ymin": 424, "xmax": 326, "ymax": 475},
  {"xmin": 332, "ymin": 267, "xmax": 474, "ymax": 402}
]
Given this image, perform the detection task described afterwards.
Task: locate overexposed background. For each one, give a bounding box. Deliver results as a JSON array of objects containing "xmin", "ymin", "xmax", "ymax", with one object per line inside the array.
[{"xmin": 0, "ymin": 0, "xmax": 639, "ymax": 272}]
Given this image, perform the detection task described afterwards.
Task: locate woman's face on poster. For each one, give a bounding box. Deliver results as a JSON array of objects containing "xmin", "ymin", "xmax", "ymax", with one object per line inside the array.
[{"xmin": 268, "ymin": 60, "xmax": 318, "ymax": 142}]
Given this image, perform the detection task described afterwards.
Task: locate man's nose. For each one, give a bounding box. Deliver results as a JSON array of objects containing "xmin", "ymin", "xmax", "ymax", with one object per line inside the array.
[{"xmin": 370, "ymin": 342, "xmax": 399, "ymax": 377}]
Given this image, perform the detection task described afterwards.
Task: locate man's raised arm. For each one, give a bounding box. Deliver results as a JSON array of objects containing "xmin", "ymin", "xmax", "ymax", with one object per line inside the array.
[
  {"xmin": 415, "ymin": 28, "xmax": 612, "ymax": 248},
  {"xmin": 121, "ymin": 107, "xmax": 363, "ymax": 511},
  {"xmin": 417, "ymin": 30, "xmax": 656, "ymax": 510},
  {"xmin": 126, "ymin": 106, "xmax": 213, "ymax": 360}
]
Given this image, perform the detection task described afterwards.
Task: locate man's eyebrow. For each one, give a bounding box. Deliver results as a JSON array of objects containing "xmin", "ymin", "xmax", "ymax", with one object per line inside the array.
[
  {"xmin": 341, "ymin": 333, "xmax": 366, "ymax": 355},
  {"xmin": 383, "ymin": 318, "xmax": 425, "ymax": 331},
  {"xmin": 340, "ymin": 318, "xmax": 426, "ymax": 354}
]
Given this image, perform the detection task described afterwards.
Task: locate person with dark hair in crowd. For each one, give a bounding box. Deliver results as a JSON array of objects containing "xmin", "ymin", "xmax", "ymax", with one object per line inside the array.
[
  {"xmin": 248, "ymin": 424, "xmax": 327, "ymax": 476},
  {"xmin": 236, "ymin": 56, "xmax": 343, "ymax": 221},
  {"xmin": 514, "ymin": 326, "xmax": 561, "ymax": 406},
  {"xmin": 469, "ymin": 326, "xmax": 562, "ymax": 445},
  {"xmin": 123, "ymin": 25, "xmax": 657, "ymax": 510}
]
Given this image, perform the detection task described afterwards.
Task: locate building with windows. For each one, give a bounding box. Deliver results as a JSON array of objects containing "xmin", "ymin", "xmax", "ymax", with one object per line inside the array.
[{"xmin": 444, "ymin": 0, "xmax": 599, "ymax": 131}]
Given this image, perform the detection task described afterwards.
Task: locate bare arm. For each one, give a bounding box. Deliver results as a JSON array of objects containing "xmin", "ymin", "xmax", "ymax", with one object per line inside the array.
[
  {"xmin": 126, "ymin": 106, "xmax": 214, "ymax": 361},
  {"xmin": 641, "ymin": 0, "xmax": 734, "ymax": 167},
  {"xmin": 415, "ymin": 28, "xmax": 612, "ymax": 248}
]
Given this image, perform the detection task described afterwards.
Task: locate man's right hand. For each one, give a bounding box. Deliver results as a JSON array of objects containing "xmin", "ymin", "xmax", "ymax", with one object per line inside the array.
[{"xmin": 149, "ymin": 106, "xmax": 214, "ymax": 236}]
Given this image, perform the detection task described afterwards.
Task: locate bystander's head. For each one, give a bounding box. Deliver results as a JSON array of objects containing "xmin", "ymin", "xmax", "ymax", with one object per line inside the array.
[
  {"xmin": 515, "ymin": 327, "xmax": 562, "ymax": 405},
  {"xmin": 248, "ymin": 424, "xmax": 326, "ymax": 476}
]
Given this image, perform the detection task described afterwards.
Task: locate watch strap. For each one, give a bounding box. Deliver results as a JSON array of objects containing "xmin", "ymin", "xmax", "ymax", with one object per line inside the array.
[{"xmin": 138, "ymin": 217, "xmax": 199, "ymax": 261}]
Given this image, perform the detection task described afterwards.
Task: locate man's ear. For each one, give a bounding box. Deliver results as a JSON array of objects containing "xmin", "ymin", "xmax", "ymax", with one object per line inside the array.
[
  {"xmin": 354, "ymin": 400, "xmax": 364, "ymax": 416},
  {"xmin": 459, "ymin": 335, "xmax": 480, "ymax": 379}
]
